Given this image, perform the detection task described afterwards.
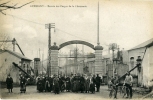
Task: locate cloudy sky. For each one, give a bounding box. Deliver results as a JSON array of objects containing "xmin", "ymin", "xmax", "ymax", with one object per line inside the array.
[{"xmin": 0, "ymin": 0, "xmax": 153, "ymax": 60}]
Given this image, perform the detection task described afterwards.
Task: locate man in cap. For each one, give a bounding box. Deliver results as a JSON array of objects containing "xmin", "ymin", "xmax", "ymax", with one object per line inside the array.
[{"xmin": 124, "ymin": 72, "xmax": 133, "ymax": 99}]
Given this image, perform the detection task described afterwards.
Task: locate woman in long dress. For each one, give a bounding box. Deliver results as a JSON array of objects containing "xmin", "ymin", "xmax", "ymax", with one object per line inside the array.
[
  {"xmin": 84, "ymin": 76, "xmax": 90, "ymax": 93},
  {"xmin": 53, "ymin": 75, "xmax": 60, "ymax": 94},
  {"xmin": 37, "ymin": 78, "xmax": 43, "ymax": 92},
  {"xmin": 66, "ymin": 76, "xmax": 71, "ymax": 92},
  {"xmin": 20, "ymin": 75, "xmax": 26, "ymax": 93}
]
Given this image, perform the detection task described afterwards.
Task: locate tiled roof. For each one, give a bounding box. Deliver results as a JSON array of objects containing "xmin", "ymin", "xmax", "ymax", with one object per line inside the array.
[
  {"xmin": 129, "ymin": 38, "xmax": 153, "ymax": 51},
  {"xmin": 0, "ymin": 49, "xmax": 31, "ymax": 61}
]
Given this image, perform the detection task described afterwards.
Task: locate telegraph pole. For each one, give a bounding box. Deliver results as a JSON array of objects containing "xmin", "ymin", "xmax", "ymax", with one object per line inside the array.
[
  {"xmin": 97, "ymin": 1, "xmax": 100, "ymax": 46},
  {"xmin": 45, "ymin": 23, "xmax": 55, "ymax": 76}
]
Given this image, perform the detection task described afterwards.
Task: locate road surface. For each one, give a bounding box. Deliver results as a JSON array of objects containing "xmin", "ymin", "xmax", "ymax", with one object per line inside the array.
[{"xmin": 1, "ymin": 85, "xmax": 143, "ymax": 99}]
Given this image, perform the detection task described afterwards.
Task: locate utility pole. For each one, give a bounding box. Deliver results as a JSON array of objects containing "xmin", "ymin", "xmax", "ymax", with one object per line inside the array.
[
  {"xmin": 97, "ymin": 1, "xmax": 100, "ymax": 46},
  {"xmin": 42, "ymin": 51, "xmax": 44, "ymax": 75},
  {"xmin": 82, "ymin": 45, "xmax": 85, "ymax": 74},
  {"xmin": 76, "ymin": 44, "xmax": 78, "ymax": 74},
  {"xmin": 45, "ymin": 23, "xmax": 55, "ymax": 77}
]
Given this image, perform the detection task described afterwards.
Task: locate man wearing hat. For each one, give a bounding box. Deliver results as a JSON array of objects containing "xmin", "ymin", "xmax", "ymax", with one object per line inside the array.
[
  {"xmin": 95, "ymin": 74, "xmax": 101, "ymax": 92},
  {"xmin": 124, "ymin": 72, "xmax": 133, "ymax": 99},
  {"xmin": 6, "ymin": 74, "xmax": 13, "ymax": 93}
]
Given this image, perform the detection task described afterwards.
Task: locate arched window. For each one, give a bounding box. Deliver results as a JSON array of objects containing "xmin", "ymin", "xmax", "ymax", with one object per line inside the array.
[
  {"xmin": 130, "ymin": 57, "xmax": 134, "ymax": 61},
  {"xmin": 130, "ymin": 57, "xmax": 134, "ymax": 69}
]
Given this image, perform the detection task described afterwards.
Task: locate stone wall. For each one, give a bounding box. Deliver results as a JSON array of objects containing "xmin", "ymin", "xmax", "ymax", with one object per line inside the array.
[
  {"xmin": 95, "ymin": 50, "xmax": 103, "ymax": 75},
  {"xmin": 51, "ymin": 50, "xmax": 58, "ymax": 75}
]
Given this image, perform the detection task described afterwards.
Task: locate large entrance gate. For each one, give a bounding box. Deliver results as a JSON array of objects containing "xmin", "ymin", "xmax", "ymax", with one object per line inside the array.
[{"xmin": 50, "ymin": 40, "xmax": 103, "ymax": 76}]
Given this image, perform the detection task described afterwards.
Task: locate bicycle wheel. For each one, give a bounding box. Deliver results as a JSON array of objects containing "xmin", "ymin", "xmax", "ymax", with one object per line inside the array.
[
  {"xmin": 109, "ymin": 89, "xmax": 115, "ymax": 98},
  {"xmin": 113, "ymin": 90, "xmax": 117, "ymax": 99},
  {"xmin": 109, "ymin": 90, "xmax": 112, "ymax": 98},
  {"xmin": 122, "ymin": 86, "xmax": 127, "ymax": 98}
]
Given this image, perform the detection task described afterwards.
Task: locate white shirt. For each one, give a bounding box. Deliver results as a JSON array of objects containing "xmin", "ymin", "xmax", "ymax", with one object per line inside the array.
[{"xmin": 124, "ymin": 75, "xmax": 133, "ymax": 85}]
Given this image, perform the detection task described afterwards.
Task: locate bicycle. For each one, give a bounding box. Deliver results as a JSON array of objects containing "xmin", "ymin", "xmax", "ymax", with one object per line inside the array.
[
  {"xmin": 121, "ymin": 84, "xmax": 131, "ymax": 98},
  {"xmin": 109, "ymin": 84, "xmax": 117, "ymax": 99}
]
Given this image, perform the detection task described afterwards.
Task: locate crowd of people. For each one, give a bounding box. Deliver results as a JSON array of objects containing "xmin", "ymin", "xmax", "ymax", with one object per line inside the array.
[
  {"xmin": 5, "ymin": 72, "xmax": 134, "ymax": 99},
  {"xmin": 36, "ymin": 74, "xmax": 102, "ymax": 94}
]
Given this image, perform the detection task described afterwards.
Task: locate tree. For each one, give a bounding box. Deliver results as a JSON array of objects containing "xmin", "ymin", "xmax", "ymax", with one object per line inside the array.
[
  {"xmin": 0, "ymin": 1, "xmax": 34, "ymax": 49},
  {"xmin": 0, "ymin": 1, "xmax": 34, "ymax": 15},
  {"xmin": 0, "ymin": 33, "xmax": 11, "ymax": 50}
]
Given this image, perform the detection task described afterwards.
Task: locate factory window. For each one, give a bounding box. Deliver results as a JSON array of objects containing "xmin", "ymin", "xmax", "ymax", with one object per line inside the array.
[
  {"xmin": 130, "ymin": 57, "xmax": 134, "ymax": 62},
  {"xmin": 138, "ymin": 56, "xmax": 141, "ymax": 59}
]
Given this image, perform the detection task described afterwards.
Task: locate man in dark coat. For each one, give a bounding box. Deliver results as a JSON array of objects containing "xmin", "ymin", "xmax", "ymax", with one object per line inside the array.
[
  {"xmin": 6, "ymin": 74, "xmax": 13, "ymax": 93},
  {"xmin": 66, "ymin": 76, "xmax": 71, "ymax": 92},
  {"xmin": 75, "ymin": 75, "xmax": 80, "ymax": 93},
  {"xmin": 95, "ymin": 74, "xmax": 101, "ymax": 92},
  {"xmin": 48, "ymin": 75, "xmax": 53, "ymax": 92},
  {"xmin": 42, "ymin": 76, "xmax": 46, "ymax": 92},
  {"xmin": 45, "ymin": 77, "xmax": 51, "ymax": 92},
  {"xmin": 80, "ymin": 75, "xmax": 85, "ymax": 93}
]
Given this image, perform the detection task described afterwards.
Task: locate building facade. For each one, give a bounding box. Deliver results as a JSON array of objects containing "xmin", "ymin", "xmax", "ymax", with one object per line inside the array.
[
  {"xmin": 128, "ymin": 38, "xmax": 153, "ymax": 87},
  {"xmin": 0, "ymin": 49, "xmax": 32, "ymax": 84}
]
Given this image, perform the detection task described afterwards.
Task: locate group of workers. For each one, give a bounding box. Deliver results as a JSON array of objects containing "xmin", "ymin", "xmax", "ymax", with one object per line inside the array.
[
  {"xmin": 5, "ymin": 72, "xmax": 133, "ymax": 99},
  {"xmin": 109, "ymin": 72, "xmax": 133, "ymax": 99},
  {"xmin": 36, "ymin": 74, "xmax": 102, "ymax": 94}
]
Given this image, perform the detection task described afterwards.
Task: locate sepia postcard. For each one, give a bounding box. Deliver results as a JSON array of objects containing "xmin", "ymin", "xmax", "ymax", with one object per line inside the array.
[{"xmin": 0, "ymin": 0, "xmax": 153, "ymax": 100}]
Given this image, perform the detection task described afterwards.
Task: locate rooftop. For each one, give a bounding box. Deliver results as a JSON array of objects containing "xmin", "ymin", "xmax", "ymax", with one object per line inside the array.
[
  {"xmin": 0, "ymin": 49, "xmax": 32, "ymax": 61},
  {"xmin": 129, "ymin": 38, "xmax": 153, "ymax": 51}
]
